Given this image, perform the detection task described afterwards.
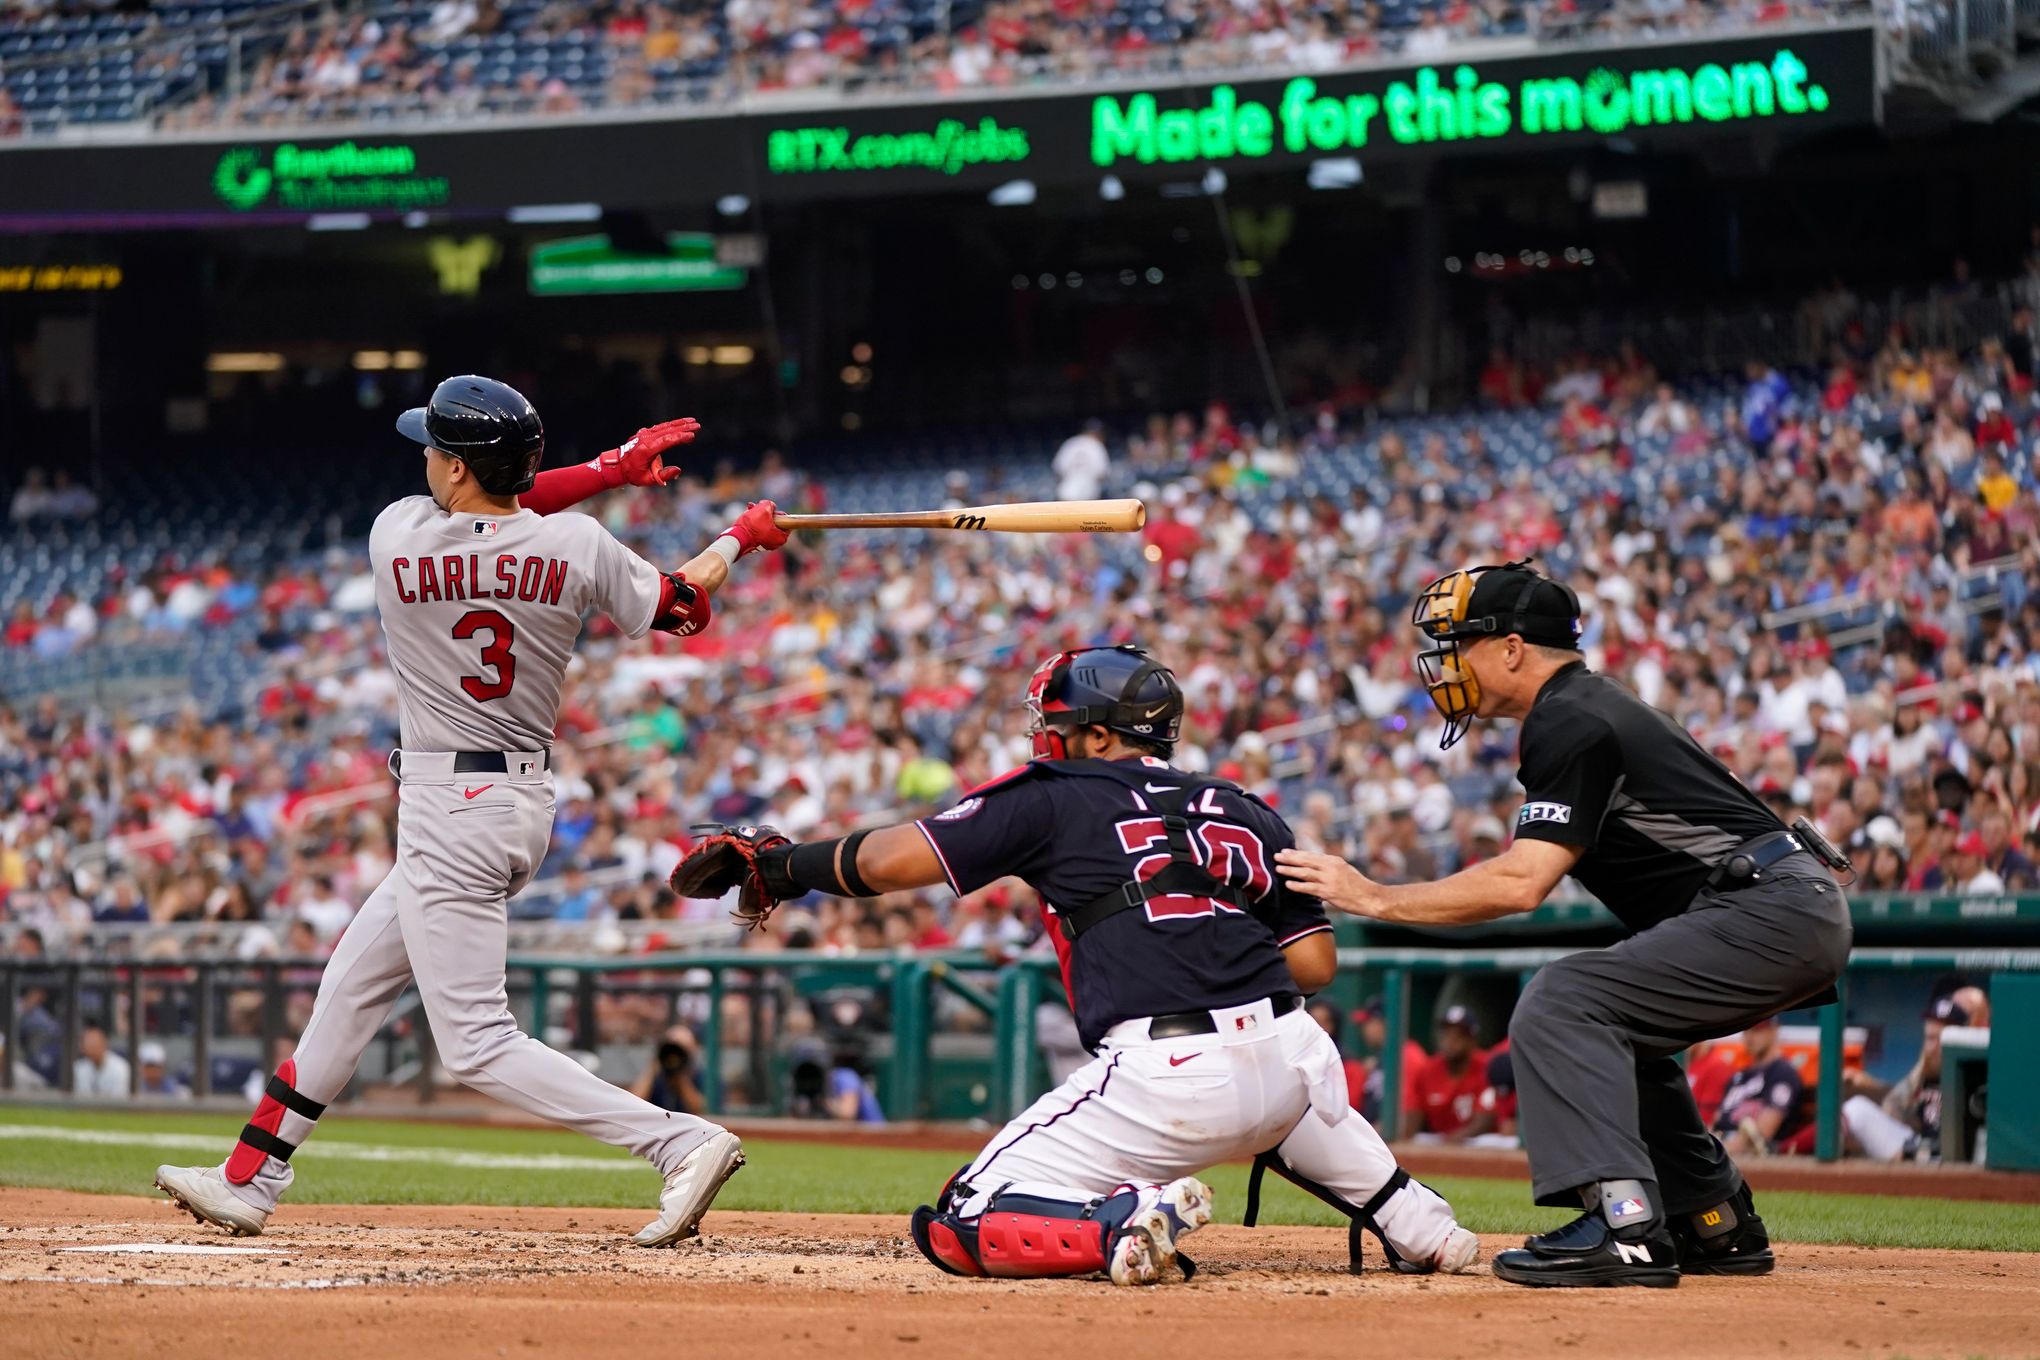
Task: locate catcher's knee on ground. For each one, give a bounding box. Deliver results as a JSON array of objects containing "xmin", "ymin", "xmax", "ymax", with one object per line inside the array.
[{"xmin": 909, "ymin": 1169, "xmax": 1157, "ymax": 1280}]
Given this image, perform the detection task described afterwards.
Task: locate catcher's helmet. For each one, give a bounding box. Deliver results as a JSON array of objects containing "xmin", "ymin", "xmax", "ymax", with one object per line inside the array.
[
  {"xmin": 1411, "ymin": 558, "xmax": 1581, "ymax": 749},
  {"xmin": 1023, "ymin": 644, "xmax": 1184, "ymax": 760},
  {"xmin": 397, "ymin": 375, "xmax": 545, "ymax": 496}
]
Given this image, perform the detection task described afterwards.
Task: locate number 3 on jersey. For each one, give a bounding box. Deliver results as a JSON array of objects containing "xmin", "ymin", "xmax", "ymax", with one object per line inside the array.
[
  {"xmin": 1115, "ymin": 796, "xmax": 1273, "ymax": 923},
  {"xmin": 452, "ymin": 609, "xmax": 517, "ymax": 701}
]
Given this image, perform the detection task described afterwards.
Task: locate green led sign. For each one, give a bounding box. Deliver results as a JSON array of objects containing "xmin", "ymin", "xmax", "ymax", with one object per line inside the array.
[
  {"xmin": 210, "ymin": 142, "xmax": 450, "ymax": 212},
  {"xmin": 529, "ymin": 233, "xmax": 748, "ymax": 296},
  {"xmin": 766, "ymin": 116, "xmax": 1030, "ymax": 176},
  {"xmin": 1091, "ymin": 47, "xmax": 1832, "ymax": 165}
]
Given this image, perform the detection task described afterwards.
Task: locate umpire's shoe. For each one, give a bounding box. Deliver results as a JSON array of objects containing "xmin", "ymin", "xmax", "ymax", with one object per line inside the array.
[
  {"xmin": 1671, "ymin": 1184, "xmax": 1774, "ymax": 1276},
  {"xmin": 1491, "ymin": 1211, "xmax": 1680, "ymax": 1289}
]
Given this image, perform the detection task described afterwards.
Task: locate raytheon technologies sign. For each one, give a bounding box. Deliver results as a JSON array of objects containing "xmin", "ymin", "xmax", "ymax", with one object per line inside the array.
[
  {"xmin": 1091, "ymin": 45, "xmax": 1841, "ymax": 166},
  {"xmin": 211, "ymin": 142, "xmax": 450, "ymax": 211}
]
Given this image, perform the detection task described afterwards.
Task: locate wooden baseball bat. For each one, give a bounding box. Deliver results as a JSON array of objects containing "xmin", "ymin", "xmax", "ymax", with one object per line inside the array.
[{"xmin": 774, "ymin": 498, "xmax": 1147, "ymax": 534}]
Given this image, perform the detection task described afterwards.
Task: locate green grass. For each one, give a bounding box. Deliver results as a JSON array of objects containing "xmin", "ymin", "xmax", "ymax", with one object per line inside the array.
[{"xmin": 3, "ymin": 1104, "xmax": 2037, "ymax": 1252}]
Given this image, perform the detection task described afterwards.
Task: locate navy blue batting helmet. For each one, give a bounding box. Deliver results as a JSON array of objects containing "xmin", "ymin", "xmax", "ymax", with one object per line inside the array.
[{"xmin": 397, "ymin": 375, "xmax": 546, "ymax": 495}]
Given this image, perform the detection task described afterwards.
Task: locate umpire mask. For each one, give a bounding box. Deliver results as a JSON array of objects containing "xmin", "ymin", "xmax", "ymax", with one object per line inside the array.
[{"xmin": 1411, "ymin": 559, "xmax": 1581, "ymax": 750}]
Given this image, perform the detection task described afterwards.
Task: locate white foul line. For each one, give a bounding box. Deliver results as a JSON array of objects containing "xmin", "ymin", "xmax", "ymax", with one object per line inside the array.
[{"xmin": 0, "ymin": 1123, "xmax": 644, "ymax": 1173}]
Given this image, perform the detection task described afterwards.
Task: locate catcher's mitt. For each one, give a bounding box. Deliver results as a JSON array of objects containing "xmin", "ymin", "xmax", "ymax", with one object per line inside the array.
[{"xmin": 669, "ymin": 824, "xmax": 796, "ymax": 930}]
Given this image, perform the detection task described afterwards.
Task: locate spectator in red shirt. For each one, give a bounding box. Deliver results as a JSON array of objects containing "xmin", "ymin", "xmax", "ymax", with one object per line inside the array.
[
  {"xmin": 1683, "ymin": 1039, "xmax": 1742, "ymax": 1126},
  {"xmin": 1974, "ymin": 391, "xmax": 2017, "ymax": 449},
  {"xmin": 1405, "ymin": 1005, "xmax": 1489, "ymax": 1140},
  {"xmin": 1476, "ymin": 1040, "xmax": 1518, "ymax": 1139}
]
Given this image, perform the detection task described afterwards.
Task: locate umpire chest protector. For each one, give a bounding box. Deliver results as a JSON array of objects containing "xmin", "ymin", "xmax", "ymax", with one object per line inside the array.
[{"xmin": 1037, "ymin": 759, "xmax": 1261, "ymax": 940}]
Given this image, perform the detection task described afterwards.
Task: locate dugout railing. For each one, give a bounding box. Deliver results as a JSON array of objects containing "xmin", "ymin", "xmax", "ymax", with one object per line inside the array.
[{"xmin": 4, "ymin": 939, "xmax": 2037, "ymax": 1168}]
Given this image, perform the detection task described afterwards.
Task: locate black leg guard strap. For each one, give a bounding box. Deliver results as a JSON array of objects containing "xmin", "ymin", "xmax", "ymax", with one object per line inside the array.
[
  {"xmin": 265, "ymin": 1074, "xmax": 328, "ymax": 1121},
  {"xmin": 1243, "ymin": 1153, "xmax": 1272, "ymax": 1228},
  {"xmin": 1247, "ymin": 1154, "xmax": 1426, "ymax": 1275},
  {"xmin": 235, "ymin": 1124, "xmax": 298, "ymax": 1163}
]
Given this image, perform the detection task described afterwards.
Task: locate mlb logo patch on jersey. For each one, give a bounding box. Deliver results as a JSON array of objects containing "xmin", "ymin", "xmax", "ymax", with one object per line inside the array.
[
  {"xmin": 1233, "ymin": 1014, "xmax": 1258, "ymax": 1032},
  {"xmin": 1519, "ymin": 801, "xmax": 1572, "ymax": 826},
  {"xmin": 1609, "ymin": 1197, "xmax": 1648, "ymax": 1223},
  {"xmin": 472, "ymin": 519, "xmax": 500, "ymax": 536}
]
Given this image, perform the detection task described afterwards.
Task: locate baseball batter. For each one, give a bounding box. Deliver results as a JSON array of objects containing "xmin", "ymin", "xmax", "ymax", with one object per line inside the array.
[
  {"xmin": 667, "ymin": 645, "xmax": 1480, "ymax": 1285},
  {"xmin": 155, "ymin": 375, "xmax": 785, "ymax": 1246}
]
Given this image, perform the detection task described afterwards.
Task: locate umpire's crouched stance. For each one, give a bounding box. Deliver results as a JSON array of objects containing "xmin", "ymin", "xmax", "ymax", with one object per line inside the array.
[{"xmin": 1278, "ymin": 561, "xmax": 1853, "ymax": 1289}]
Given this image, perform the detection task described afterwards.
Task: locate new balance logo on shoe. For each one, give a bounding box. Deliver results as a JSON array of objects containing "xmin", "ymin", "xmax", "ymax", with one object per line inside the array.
[{"xmin": 1613, "ymin": 1241, "xmax": 1656, "ymax": 1265}]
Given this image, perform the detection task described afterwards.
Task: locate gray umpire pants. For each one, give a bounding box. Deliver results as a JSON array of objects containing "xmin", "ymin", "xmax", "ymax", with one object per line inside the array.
[{"xmin": 1509, "ymin": 856, "xmax": 1852, "ymax": 1213}]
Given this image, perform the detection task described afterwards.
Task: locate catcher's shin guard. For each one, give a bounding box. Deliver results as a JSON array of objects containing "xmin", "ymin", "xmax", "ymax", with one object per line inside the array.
[
  {"xmin": 1244, "ymin": 1153, "xmax": 1451, "ymax": 1274},
  {"xmin": 224, "ymin": 1060, "xmax": 326, "ymax": 1185},
  {"xmin": 910, "ymin": 1178, "xmax": 1144, "ymax": 1280}
]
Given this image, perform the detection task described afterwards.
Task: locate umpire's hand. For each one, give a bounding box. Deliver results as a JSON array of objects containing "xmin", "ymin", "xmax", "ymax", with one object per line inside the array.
[{"xmin": 1277, "ymin": 850, "xmax": 1390, "ymax": 917}]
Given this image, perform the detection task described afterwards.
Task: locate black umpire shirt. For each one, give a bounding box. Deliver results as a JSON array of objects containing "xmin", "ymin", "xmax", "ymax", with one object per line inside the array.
[
  {"xmin": 1510, "ymin": 662, "xmax": 1784, "ymax": 931},
  {"xmin": 917, "ymin": 756, "xmax": 1331, "ymax": 1050}
]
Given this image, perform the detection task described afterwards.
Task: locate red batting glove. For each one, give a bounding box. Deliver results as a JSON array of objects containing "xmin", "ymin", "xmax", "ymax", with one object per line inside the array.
[
  {"xmin": 718, "ymin": 500, "xmax": 790, "ymax": 558},
  {"xmin": 597, "ymin": 417, "xmax": 698, "ymax": 489}
]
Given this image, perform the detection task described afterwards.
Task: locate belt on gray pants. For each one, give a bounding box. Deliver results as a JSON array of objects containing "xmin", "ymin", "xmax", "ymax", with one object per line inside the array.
[
  {"xmin": 389, "ymin": 749, "xmax": 552, "ymax": 777},
  {"xmin": 1702, "ymin": 830, "xmax": 1813, "ymax": 893}
]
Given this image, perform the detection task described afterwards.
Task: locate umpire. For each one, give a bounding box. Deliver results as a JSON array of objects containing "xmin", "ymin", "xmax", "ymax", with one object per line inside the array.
[{"xmin": 1277, "ymin": 560, "xmax": 1852, "ymax": 1289}]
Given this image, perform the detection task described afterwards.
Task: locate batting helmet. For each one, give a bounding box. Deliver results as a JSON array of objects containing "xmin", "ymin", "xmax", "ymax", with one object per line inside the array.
[
  {"xmin": 396, "ymin": 375, "xmax": 546, "ymax": 496},
  {"xmin": 1411, "ymin": 558, "xmax": 1581, "ymax": 749},
  {"xmin": 1023, "ymin": 644, "xmax": 1184, "ymax": 760}
]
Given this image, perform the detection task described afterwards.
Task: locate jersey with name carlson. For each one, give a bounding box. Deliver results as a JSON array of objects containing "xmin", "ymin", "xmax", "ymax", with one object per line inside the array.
[
  {"xmin": 916, "ymin": 756, "xmax": 1331, "ymax": 1050},
  {"xmin": 1510, "ymin": 663, "xmax": 1784, "ymax": 930},
  {"xmin": 370, "ymin": 496, "xmax": 662, "ymax": 753}
]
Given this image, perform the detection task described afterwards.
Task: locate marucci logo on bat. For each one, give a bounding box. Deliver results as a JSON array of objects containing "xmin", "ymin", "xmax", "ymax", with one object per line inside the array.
[{"xmin": 952, "ymin": 514, "xmax": 989, "ymax": 530}]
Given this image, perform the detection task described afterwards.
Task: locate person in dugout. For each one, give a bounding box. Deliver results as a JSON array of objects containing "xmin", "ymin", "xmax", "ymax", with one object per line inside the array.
[{"xmin": 666, "ymin": 644, "xmax": 1480, "ymax": 1286}]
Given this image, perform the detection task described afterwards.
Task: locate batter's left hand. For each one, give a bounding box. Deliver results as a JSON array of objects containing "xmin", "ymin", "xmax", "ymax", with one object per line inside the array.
[
  {"xmin": 1276, "ymin": 848, "xmax": 1390, "ymax": 918},
  {"xmin": 601, "ymin": 418, "xmax": 699, "ymax": 488}
]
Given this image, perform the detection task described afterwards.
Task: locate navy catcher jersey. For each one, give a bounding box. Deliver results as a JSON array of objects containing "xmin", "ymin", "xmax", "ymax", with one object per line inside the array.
[{"xmin": 917, "ymin": 755, "xmax": 1331, "ymax": 1050}]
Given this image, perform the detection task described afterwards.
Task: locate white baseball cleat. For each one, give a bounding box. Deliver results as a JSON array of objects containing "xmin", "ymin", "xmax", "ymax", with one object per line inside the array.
[
  {"xmin": 632, "ymin": 1130, "xmax": 746, "ymax": 1247},
  {"xmin": 1433, "ymin": 1225, "xmax": 1482, "ymax": 1274},
  {"xmin": 1108, "ymin": 1177, "xmax": 1214, "ymax": 1286},
  {"xmin": 154, "ymin": 1164, "xmax": 271, "ymax": 1238}
]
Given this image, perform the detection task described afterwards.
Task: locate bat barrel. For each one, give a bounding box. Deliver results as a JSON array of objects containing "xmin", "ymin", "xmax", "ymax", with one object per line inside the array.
[{"xmin": 777, "ymin": 499, "xmax": 1145, "ymax": 533}]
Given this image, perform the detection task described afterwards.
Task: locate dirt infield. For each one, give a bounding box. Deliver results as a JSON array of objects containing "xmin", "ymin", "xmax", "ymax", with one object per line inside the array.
[{"xmin": 4, "ymin": 1189, "xmax": 2034, "ymax": 1360}]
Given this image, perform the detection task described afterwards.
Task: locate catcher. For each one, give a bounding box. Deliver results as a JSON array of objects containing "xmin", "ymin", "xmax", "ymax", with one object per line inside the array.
[{"xmin": 671, "ymin": 644, "xmax": 1479, "ymax": 1286}]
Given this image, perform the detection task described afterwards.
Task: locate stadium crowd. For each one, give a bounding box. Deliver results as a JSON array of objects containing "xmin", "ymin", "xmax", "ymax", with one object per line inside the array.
[{"xmin": 0, "ymin": 0, "xmax": 1875, "ymax": 135}]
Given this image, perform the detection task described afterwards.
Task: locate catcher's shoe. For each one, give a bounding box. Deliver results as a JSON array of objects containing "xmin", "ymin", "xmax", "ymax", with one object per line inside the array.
[
  {"xmin": 1491, "ymin": 1211, "xmax": 1679, "ymax": 1289},
  {"xmin": 633, "ymin": 1130, "xmax": 746, "ymax": 1247},
  {"xmin": 155, "ymin": 1164, "xmax": 270, "ymax": 1238},
  {"xmin": 1672, "ymin": 1185, "xmax": 1775, "ymax": 1276},
  {"xmin": 1108, "ymin": 1177, "xmax": 1213, "ymax": 1286}
]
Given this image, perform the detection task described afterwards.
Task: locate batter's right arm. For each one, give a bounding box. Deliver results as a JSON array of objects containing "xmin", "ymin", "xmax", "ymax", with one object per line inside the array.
[{"xmin": 641, "ymin": 500, "xmax": 789, "ymax": 636}]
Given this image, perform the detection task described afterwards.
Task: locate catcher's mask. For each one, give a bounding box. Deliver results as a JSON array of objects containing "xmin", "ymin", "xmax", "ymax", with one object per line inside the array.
[
  {"xmin": 1412, "ymin": 559, "xmax": 1582, "ymax": 750},
  {"xmin": 1024, "ymin": 644, "xmax": 1184, "ymax": 760}
]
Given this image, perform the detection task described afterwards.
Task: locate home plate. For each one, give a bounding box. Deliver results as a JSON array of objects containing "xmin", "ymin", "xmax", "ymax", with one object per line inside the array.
[{"xmin": 57, "ymin": 1243, "xmax": 284, "ymax": 1256}]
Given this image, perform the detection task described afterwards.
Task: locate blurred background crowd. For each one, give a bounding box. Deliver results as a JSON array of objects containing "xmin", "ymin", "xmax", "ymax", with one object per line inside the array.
[{"xmin": 1, "ymin": 0, "xmax": 1877, "ymax": 136}]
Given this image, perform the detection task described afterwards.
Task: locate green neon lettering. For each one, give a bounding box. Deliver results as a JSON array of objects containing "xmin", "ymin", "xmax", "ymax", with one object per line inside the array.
[
  {"xmin": 1628, "ymin": 69, "xmax": 1692, "ymax": 126},
  {"xmin": 1730, "ymin": 60, "xmax": 1775, "ymax": 117},
  {"xmin": 1520, "ymin": 78, "xmax": 1582, "ymax": 134},
  {"xmin": 1692, "ymin": 64, "xmax": 1733, "ymax": 120},
  {"xmin": 1092, "ymin": 94, "xmax": 1155, "ymax": 165}
]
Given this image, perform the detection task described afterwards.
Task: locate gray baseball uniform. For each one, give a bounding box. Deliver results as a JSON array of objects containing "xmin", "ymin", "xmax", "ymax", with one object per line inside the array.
[{"xmin": 223, "ymin": 496, "xmax": 722, "ymax": 1212}]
